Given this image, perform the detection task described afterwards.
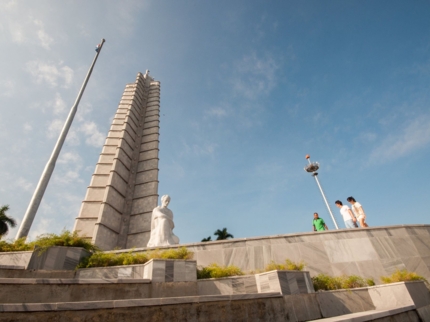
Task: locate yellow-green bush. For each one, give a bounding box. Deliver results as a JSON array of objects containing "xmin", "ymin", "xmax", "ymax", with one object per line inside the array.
[
  {"xmin": 264, "ymin": 259, "xmax": 305, "ymax": 272},
  {"xmin": 197, "ymin": 263, "xmax": 244, "ymax": 279},
  {"xmin": 79, "ymin": 247, "xmax": 193, "ymax": 268},
  {"xmin": 312, "ymin": 274, "xmax": 375, "ymax": 291},
  {"xmin": 381, "ymin": 269, "xmax": 428, "ymax": 284},
  {"xmin": 0, "ymin": 230, "xmax": 98, "ymax": 253}
]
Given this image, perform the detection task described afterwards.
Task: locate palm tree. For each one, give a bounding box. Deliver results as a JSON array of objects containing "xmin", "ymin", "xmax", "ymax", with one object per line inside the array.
[
  {"xmin": 214, "ymin": 227, "xmax": 234, "ymax": 240},
  {"xmin": 0, "ymin": 205, "xmax": 16, "ymax": 237},
  {"xmin": 201, "ymin": 236, "xmax": 212, "ymax": 242}
]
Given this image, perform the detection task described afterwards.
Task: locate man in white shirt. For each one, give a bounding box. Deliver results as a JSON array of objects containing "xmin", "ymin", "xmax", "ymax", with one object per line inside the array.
[
  {"xmin": 347, "ymin": 196, "xmax": 369, "ymax": 228},
  {"xmin": 335, "ymin": 200, "xmax": 358, "ymax": 229}
]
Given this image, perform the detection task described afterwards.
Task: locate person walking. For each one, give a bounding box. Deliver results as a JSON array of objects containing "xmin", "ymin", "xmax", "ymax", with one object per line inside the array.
[
  {"xmin": 312, "ymin": 212, "xmax": 329, "ymax": 231},
  {"xmin": 347, "ymin": 196, "xmax": 369, "ymax": 228},
  {"xmin": 335, "ymin": 200, "xmax": 358, "ymax": 228}
]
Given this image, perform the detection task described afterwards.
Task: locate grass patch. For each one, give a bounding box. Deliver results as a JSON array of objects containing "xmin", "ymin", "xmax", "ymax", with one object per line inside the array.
[
  {"xmin": 78, "ymin": 247, "xmax": 193, "ymax": 268},
  {"xmin": 265, "ymin": 259, "xmax": 305, "ymax": 272},
  {"xmin": 0, "ymin": 230, "xmax": 98, "ymax": 253},
  {"xmin": 197, "ymin": 263, "xmax": 244, "ymax": 279},
  {"xmin": 381, "ymin": 269, "xmax": 428, "ymax": 284},
  {"xmin": 312, "ymin": 273, "xmax": 375, "ymax": 291}
]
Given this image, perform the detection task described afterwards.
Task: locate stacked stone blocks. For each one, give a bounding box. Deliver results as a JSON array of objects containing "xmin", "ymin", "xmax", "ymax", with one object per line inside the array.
[{"xmin": 73, "ymin": 72, "xmax": 160, "ymax": 250}]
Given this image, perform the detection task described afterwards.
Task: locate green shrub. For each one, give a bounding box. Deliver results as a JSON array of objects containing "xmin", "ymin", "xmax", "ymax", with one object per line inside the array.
[
  {"xmin": 0, "ymin": 237, "xmax": 32, "ymax": 252},
  {"xmin": 312, "ymin": 274, "xmax": 375, "ymax": 291},
  {"xmin": 381, "ymin": 269, "xmax": 428, "ymax": 284},
  {"xmin": 79, "ymin": 247, "xmax": 193, "ymax": 268},
  {"xmin": 0, "ymin": 230, "xmax": 98, "ymax": 253},
  {"xmin": 197, "ymin": 263, "xmax": 244, "ymax": 279},
  {"xmin": 264, "ymin": 259, "xmax": 305, "ymax": 272}
]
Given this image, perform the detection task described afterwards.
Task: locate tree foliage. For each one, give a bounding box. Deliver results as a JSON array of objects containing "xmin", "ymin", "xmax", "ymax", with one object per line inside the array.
[
  {"xmin": 0, "ymin": 205, "xmax": 16, "ymax": 237},
  {"xmin": 214, "ymin": 227, "xmax": 234, "ymax": 240}
]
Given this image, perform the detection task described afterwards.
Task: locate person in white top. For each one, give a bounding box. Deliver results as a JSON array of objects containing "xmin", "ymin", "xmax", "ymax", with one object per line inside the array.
[
  {"xmin": 335, "ymin": 200, "xmax": 358, "ymax": 229},
  {"xmin": 347, "ymin": 196, "xmax": 369, "ymax": 228}
]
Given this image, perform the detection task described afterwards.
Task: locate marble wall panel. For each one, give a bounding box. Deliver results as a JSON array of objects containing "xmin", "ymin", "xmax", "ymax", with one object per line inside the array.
[
  {"xmin": 369, "ymin": 237, "xmax": 401, "ymax": 260},
  {"xmin": 141, "ymin": 133, "xmax": 159, "ymax": 143},
  {"xmin": 198, "ymin": 279, "xmax": 233, "ymax": 295},
  {"xmin": 381, "ymin": 258, "xmax": 406, "ymax": 274},
  {"xmin": 98, "ymin": 154, "xmax": 115, "ymax": 164},
  {"xmin": 410, "ymin": 235, "xmax": 430, "ymax": 257},
  {"xmin": 270, "ymin": 244, "xmax": 301, "ymax": 263},
  {"xmin": 134, "ymin": 169, "xmax": 159, "ymax": 183},
  {"xmin": 94, "ymin": 163, "xmax": 113, "ymax": 175},
  {"xmin": 118, "ymin": 138, "xmax": 133, "ymax": 159},
  {"xmin": 96, "ymin": 204, "xmax": 122, "ymax": 232},
  {"xmin": 90, "ymin": 174, "xmax": 109, "ymax": 187},
  {"xmin": 195, "ymin": 249, "xmax": 224, "ymax": 267},
  {"xmin": 391, "ymin": 236, "xmax": 419, "ymax": 258},
  {"xmin": 73, "ymin": 218, "xmax": 97, "ymax": 237},
  {"xmin": 126, "ymin": 231, "xmax": 150, "ymax": 249},
  {"xmin": 103, "ymin": 187, "xmax": 125, "ymax": 212},
  {"xmin": 269, "ymin": 236, "xmax": 298, "ymax": 244},
  {"xmin": 112, "ymin": 159, "xmax": 130, "ymax": 182},
  {"xmin": 131, "ymin": 195, "xmax": 158, "ymax": 215},
  {"xmin": 138, "ymin": 149, "xmax": 158, "ymax": 162},
  {"xmin": 78, "ymin": 202, "xmax": 101, "ymax": 218},
  {"xmin": 142, "ymin": 127, "xmax": 159, "ymax": 136},
  {"xmin": 317, "ymin": 290, "xmax": 375, "ymax": 318},
  {"xmin": 128, "ymin": 213, "xmax": 152, "ymax": 234},
  {"xmin": 422, "ymin": 256, "xmax": 430, "ymax": 271},
  {"xmin": 115, "ymin": 147, "xmax": 132, "ymax": 170},
  {"xmin": 407, "ymin": 226, "xmax": 430, "ymax": 236},
  {"xmin": 404, "ymin": 257, "xmax": 430, "ymax": 278},
  {"xmin": 298, "ymin": 242, "xmax": 329, "ymax": 265},
  {"xmin": 144, "ymin": 115, "xmax": 159, "ymax": 123},
  {"xmin": 331, "ymin": 261, "xmax": 360, "ymax": 276},
  {"xmin": 324, "ymin": 239, "xmax": 370, "ymax": 263},
  {"xmin": 85, "ymin": 187, "xmax": 106, "ymax": 202},
  {"xmin": 141, "ymin": 141, "xmax": 159, "ymax": 152},
  {"xmin": 287, "ymin": 293, "xmax": 321, "ymax": 321},
  {"xmin": 137, "ymin": 159, "xmax": 158, "ymax": 172},
  {"xmin": 101, "ymin": 145, "xmax": 117, "ymax": 154},
  {"xmin": 105, "ymin": 137, "xmax": 120, "ymax": 146},
  {"xmin": 223, "ymin": 247, "xmax": 249, "ymax": 270},
  {"xmin": 92, "ymin": 224, "xmax": 119, "ymax": 251},
  {"xmin": 106, "ymin": 173, "xmax": 127, "ymax": 197}
]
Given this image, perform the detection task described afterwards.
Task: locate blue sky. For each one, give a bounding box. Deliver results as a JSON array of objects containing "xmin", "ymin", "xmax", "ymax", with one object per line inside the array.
[{"xmin": 1, "ymin": 0, "xmax": 429, "ymax": 243}]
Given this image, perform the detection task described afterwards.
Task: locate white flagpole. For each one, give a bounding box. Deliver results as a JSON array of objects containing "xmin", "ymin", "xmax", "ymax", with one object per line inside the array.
[{"xmin": 15, "ymin": 39, "xmax": 106, "ymax": 240}]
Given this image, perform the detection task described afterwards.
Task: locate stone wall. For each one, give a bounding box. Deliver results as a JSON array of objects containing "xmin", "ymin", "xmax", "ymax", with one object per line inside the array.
[{"xmin": 119, "ymin": 225, "xmax": 430, "ymax": 283}]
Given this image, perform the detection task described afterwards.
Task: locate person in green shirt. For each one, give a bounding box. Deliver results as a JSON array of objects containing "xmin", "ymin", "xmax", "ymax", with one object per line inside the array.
[{"xmin": 313, "ymin": 213, "xmax": 329, "ymax": 231}]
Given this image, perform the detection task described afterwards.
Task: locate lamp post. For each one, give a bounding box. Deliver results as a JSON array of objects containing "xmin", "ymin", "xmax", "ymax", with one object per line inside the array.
[
  {"xmin": 304, "ymin": 154, "xmax": 339, "ymax": 229},
  {"xmin": 15, "ymin": 39, "xmax": 106, "ymax": 240}
]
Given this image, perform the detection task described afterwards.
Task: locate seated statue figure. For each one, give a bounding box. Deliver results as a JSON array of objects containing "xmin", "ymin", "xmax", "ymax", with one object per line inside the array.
[{"xmin": 146, "ymin": 195, "xmax": 180, "ymax": 247}]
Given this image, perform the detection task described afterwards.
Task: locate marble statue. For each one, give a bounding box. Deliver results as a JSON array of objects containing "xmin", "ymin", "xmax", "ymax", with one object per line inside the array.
[{"xmin": 146, "ymin": 195, "xmax": 179, "ymax": 247}]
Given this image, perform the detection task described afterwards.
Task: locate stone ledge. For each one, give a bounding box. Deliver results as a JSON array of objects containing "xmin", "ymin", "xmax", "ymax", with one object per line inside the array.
[
  {"xmin": 0, "ymin": 278, "xmax": 151, "ymax": 284},
  {"xmin": 0, "ymin": 292, "xmax": 281, "ymax": 312},
  {"xmin": 308, "ymin": 305, "xmax": 416, "ymax": 321}
]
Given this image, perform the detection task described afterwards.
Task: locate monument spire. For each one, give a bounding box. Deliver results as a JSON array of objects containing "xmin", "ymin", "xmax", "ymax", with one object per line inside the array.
[{"xmin": 73, "ymin": 72, "xmax": 161, "ymax": 250}]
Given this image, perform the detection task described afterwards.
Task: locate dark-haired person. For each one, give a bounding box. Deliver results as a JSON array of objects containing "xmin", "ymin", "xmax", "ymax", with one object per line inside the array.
[
  {"xmin": 312, "ymin": 212, "xmax": 329, "ymax": 231},
  {"xmin": 347, "ymin": 196, "xmax": 369, "ymax": 228},
  {"xmin": 335, "ymin": 200, "xmax": 358, "ymax": 228}
]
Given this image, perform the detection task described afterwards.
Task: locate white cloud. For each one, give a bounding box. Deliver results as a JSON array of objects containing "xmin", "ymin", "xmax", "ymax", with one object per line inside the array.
[
  {"xmin": 231, "ymin": 53, "xmax": 280, "ymax": 100},
  {"xmin": 181, "ymin": 140, "xmax": 217, "ymax": 157},
  {"xmin": 47, "ymin": 119, "xmax": 64, "ymax": 139},
  {"xmin": 58, "ymin": 151, "xmax": 82, "ymax": 165},
  {"xmin": 33, "ymin": 19, "xmax": 54, "ymax": 49},
  {"xmin": 79, "ymin": 121, "xmax": 105, "ymax": 147},
  {"xmin": 369, "ymin": 115, "xmax": 430, "ymax": 163},
  {"xmin": 26, "ymin": 61, "xmax": 74, "ymax": 88},
  {"xmin": 23, "ymin": 122, "xmax": 32, "ymax": 133},
  {"xmin": 50, "ymin": 93, "xmax": 67, "ymax": 115},
  {"xmin": 15, "ymin": 177, "xmax": 33, "ymax": 192},
  {"xmin": 207, "ymin": 107, "xmax": 227, "ymax": 117}
]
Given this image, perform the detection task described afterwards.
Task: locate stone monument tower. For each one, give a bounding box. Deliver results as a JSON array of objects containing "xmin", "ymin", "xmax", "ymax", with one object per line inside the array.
[{"xmin": 73, "ymin": 71, "xmax": 160, "ymax": 250}]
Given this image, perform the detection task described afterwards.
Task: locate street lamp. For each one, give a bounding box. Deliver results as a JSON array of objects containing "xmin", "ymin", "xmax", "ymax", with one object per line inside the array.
[{"xmin": 304, "ymin": 154, "xmax": 339, "ymax": 229}]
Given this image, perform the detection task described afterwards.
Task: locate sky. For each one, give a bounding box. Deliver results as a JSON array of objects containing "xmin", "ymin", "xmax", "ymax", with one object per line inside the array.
[{"xmin": 1, "ymin": 0, "xmax": 430, "ymax": 243}]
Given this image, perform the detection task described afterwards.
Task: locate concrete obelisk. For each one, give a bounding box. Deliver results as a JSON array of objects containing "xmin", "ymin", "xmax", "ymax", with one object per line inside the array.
[{"xmin": 73, "ymin": 71, "xmax": 160, "ymax": 250}]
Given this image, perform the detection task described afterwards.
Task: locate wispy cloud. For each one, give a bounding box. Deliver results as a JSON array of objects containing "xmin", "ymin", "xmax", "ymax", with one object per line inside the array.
[
  {"xmin": 50, "ymin": 93, "xmax": 67, "ymax": 115},
  {"xmin": 369, "ymin": 114, "xmax": 430, "ymax": 163},
  {"xmin": 15, "ymin": 177, "xmax": 33, "ymax": 192},
  {"xmin": 206, "ymin": 107, "xmax": 228, "ymax": 118},
  {"xmin": 33, "ymin": 19, "xmax": 54, "ymax": 49},
  {"xmin": 26, "ymin": 61, "xmax": 74, "ymax": 88},
  {"xmin": 231, "ymin": 53, "xmax": 280, "ymax": 100},
  {"xmin": 79, "ymin": 121, "xmax": 105, "ymax": 147}
]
